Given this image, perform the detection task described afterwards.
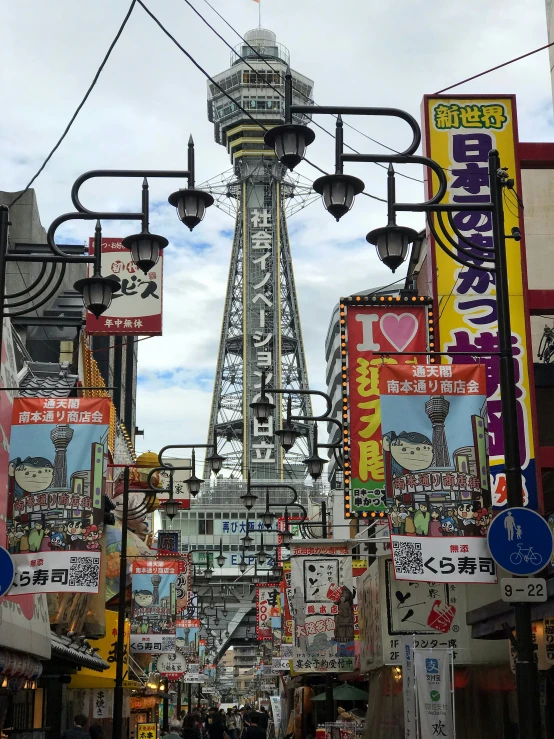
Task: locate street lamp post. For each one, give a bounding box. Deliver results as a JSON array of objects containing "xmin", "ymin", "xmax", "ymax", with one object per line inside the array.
[
  {"xmin": 0, "ymin": 140, "xmax": 213, "ymax": 351},
  {"xmin": 111, "ymin": 462, "xmax": 162, "ymax": 739},
  {"xmin": 264, "ymin": 79, "xmax": 541, "ymax": 738}
]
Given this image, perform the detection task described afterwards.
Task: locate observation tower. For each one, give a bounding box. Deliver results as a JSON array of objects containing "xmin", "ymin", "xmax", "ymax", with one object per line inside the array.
[{"xmin": 205, "ymin": 29, "xmax": 314, "ymax": 483}]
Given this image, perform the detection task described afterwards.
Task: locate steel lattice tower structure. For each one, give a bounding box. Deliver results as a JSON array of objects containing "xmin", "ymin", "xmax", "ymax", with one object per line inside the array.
[{"xmin": 205, "ymin": 29, "xmax": 313, "ymax": 482}]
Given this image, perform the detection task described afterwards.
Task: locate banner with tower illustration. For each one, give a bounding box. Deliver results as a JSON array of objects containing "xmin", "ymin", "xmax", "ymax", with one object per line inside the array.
[
  {"xmin": 6, "ymin": 397, "xmax": 110, "ymax": 595},
  {"xmin": 380, "ymin": 364, "xmax": 490, "ymax": 536},
  {"xmin": 130, "ymin": 558, "xmax": 183, "ymax": 654}
]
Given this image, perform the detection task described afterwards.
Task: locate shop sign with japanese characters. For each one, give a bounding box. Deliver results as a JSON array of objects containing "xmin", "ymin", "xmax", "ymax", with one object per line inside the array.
[
  {"xmin": 380, "ymin": 364, "xmax": 491, "ymax": 538},
  {"xmin": 86, "ymin": 237, "xmax": 163, "ymax": 335},
  {"xmin": 423, "ymin": 96, "xmax": 537, "ymax": 510},
  {"xmin": 256, "ymin": 583, "xmax": 281, "ymax": 640},
  {"xmin": 137, "ymin": 723, "xmax": 158, "ymax": 739},
  {"xmin": 7, "ymin": 398, "xmax": 109, "ymax": 595},
  {"xmin": 130, "ymin": 558, "xmax": 183, "ymax": 653},
  {"xmin": 156, "ymin": 651, "xmax": 188, "ymax": 681},
  {"xmin": 156, "ymin": 458, "xmax": 190, "ymax": 511},
  {"xmin": 290, "ymin": 542, "xmax": 355, "ymax": 672},
  {"xmin": 390, "ymin": 535, "xmax": 496, "ymax": 584},
  {"xmin": 344, "ymin": 303, "xmax": 429, "ymax": 515}
]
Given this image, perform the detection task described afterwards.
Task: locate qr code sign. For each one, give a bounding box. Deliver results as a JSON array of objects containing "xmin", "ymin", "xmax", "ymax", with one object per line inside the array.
[
  {"xmin": 392, "ymin": 540, "xmax": 423, "ymax": 575},
  {"xmin": 161, "ymin": 637, "xmax": 175, "ymax": 651},
  {"xmin": 69, "ymin": 556, "xmax": 100, "ymax": 588}
]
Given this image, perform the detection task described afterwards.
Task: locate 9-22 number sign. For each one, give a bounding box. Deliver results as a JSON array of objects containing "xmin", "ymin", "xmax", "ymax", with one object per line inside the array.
[{"xmin": 501, "ymin": 577, "xmax": 548, "ymax": 603}]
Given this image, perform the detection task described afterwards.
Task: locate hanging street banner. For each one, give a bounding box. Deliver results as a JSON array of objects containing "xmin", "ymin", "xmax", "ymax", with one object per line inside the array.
[
  {"xmin": 423, "ymin": 95, "xmax": 538, "ymax": 511},
  {"xmin": 414, "ymin": 649, "xmax": 453, "ymax": 738},
  {"xmin": 130, "ymin": 558, "xmax": 183, "ymax": 653},
  {"xmin": 400, "ymin": 638, "xmax": 416, "ymax": 739},
  {"xmin": 256, "ymin": 583, "xmax": 281, "ymax": 640},
  {"xmin": 290, "ymin": 542, "xmax": 354, "ymax": 673},
  {"xmin": 156, "ymin": 458, "xmax": 191, "ymax": 510},
  {"xmin": 175, "ymin": 620, "xmax": 200, "ymax": 656},
  {"xmin": 156, "ymin": 651, "xmax": 188, "ymax": 681},
  {"xmin": 86, "ymin": 237, "xmax": 163, "ymax": 336},
  {"xmin": 380, "ymin": 363, "xmax": 490, "ymax": 537},
  {"xmin": 7, "ymin": 398, "xmax": 110, "ymax": 595},
  {"xmin": 342, "ymin": 300, "xmax": 431, "ymax": 517}
]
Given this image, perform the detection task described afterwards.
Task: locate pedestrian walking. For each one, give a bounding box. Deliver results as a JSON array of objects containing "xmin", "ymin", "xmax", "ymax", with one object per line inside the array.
[
  {"xmin": 89, "ymin": 724, "xmax": 104, "ymax": 739},
  {"xmin": 162, "ymin": 720, "xmax": 183, "ymax": 739},
  {"xmin": 182, "ymin": 714, "xmax": 201, "ymax": 739},
  {"xmin": 61, "ymin": 715, "xmax": 89, "ymax": 739},
  {"xmin": 241, "ymin": 713, "xmax": 266, "ymax": 739}
]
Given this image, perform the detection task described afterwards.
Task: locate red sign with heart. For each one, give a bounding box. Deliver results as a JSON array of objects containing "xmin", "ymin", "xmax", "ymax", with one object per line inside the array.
[{"xmin": 346, "ymin": 303, "xmax": 428, "ymax": 515}]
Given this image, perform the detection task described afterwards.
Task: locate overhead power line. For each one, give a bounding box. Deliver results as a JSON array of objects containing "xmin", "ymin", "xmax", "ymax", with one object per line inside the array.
[
  {"xmin": 136, "ymin": 1, "xmax": 385, "ymax": 201},
  {"xmin": 9, "ymin": 0, "xmax": 137, "ymax": 208},
  {"xmin": 435, "ymin": 40, "xmax": 554, "ymax": 94},
  {"xmin": 196, "ymin": 0, "xmax": 423, "ymax": 184}
]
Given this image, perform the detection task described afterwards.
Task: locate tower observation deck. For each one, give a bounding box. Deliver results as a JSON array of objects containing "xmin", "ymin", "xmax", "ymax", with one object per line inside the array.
[{"xmin": 204, "ymin": 28, "xmax": 314, "ymax": 487}]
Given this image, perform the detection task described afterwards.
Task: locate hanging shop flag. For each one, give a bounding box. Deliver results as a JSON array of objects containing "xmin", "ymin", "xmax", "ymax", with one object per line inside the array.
[
  {"xmin": 400, "ymin": 638, "xmax": 417, "ymax": 739},
  {"xmin": 175, "ymin": 620, "xmax": 200, "ymax": 656},
  {"xmin": 423, "ymin": 95, "xmax": 537, "ymax": 510},
  {"xmin": 380, "ymin": 363, "xmax": 490, "ymax": 535},
  {"xmin": 156, "ymin": 458, "xmax": 191, "ymax": 510},
  {"xmin": 7, "ymin": 397, "xmax": 110, "ymax": 595},
  {"xmin": 414, "ymin": 649, "xmax": 453, "ymax": 738},
  {"xmin": 86, "ymin": 237, "xmax": 163, "ymax": 336},
  {"xmin": 341, "ymin": 299, "xmax": 431, "ymax": 517},
  {"xmin": 130, "ymin": 558, "xmax": 183, "ymax": 653},
  {"xmin": 290, "ymin": 542, "xmax": 354, "ymax": 673},
  {"xmin": 256, "ymin": 583, "xmax": 281, "ymax": 640}
]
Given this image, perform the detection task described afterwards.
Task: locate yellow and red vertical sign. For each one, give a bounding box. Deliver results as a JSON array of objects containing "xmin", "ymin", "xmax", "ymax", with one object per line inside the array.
[
  {"xmin": 423, "ymin": 95, "xmax": 538, "ymax": 509},
  {"xmin": 343, "ymin": 298, "xmax": 431, "ymax": 517}
]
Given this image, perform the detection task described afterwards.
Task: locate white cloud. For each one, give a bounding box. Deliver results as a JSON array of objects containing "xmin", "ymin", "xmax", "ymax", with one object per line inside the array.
[{"xmin": 2, "ymin": 0, "xmax": 553, "ymax": 446}]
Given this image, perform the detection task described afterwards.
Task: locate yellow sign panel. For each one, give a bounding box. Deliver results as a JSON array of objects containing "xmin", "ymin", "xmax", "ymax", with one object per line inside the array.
[
  {"xmin": 137, "ymin": 723, "xmax": 158, "ymax": 739},
  {"xmin": 70, "ymin": 610, "xmax": 131, "ymax": 688},
  {"xmin": 424, "ymin": 95, "xmax": 538, "ymax": 510}
]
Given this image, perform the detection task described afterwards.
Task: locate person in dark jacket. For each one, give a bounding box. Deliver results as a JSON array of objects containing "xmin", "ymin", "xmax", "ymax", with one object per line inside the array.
[
  {"xmin": 182, "ymin": 714, "xmax": 201, "ymax": 739},
  {"xmin": 61, "ymin": 715, "xmax": 89, "ymax": 739},
  {"xmin": 242, "ymin": 713, "xmax": 266, "ymax": 739},
  {"xmin": 89, "ymin": 724, "xmax": 104, "ymax": 739}
]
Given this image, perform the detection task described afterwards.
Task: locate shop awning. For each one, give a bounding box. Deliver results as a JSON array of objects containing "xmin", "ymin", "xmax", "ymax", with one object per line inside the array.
[
  {"xmin": 50, "ymin": 633, "xmax": 109, "ymax": 672},
  {"xmin": 467, "ymin": 577, "xmax": 554, "ymax": 638}
]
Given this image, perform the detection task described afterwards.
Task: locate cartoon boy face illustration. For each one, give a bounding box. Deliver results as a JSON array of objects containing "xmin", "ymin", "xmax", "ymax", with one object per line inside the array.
[
  {"xmin": 383, "ymin": 432, "xmax": 434, "ymax": 473},
  {"xmin": 11, "ymin": 457, "xmax": 54, "ymax": 494},
  {"xmin": 66, "ymin": 519, "xmax": 85, "ymax": 538},
  {"xmin": 133, "ymin": 590, "xmax": 154, "ymax": 608}
]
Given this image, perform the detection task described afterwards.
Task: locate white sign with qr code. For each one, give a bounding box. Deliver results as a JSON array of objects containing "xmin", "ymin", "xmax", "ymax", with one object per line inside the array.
[
  {"xmin": 10, "ymin": 552, "xmax": 101, "ymax": 594},
  {"xmin": 390, "ymin": 535, "xmax": 497, "ymax": 584}
]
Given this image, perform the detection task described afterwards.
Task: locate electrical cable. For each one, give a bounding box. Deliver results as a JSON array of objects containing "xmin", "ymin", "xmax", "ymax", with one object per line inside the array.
[
  {"xmin": 136, "ymin": 0, "xmax": 384, "ymax": 201},
  {"xmin": 197, "ymin": 0, "xmax": 424, "ymax": 184},
  {"xmin": 9, "ymin": 0, "xmax": 137, "ymax": 207},
  {"xmin": 435, "ymin": 40, "xmax": 554, "ymax": 95}
]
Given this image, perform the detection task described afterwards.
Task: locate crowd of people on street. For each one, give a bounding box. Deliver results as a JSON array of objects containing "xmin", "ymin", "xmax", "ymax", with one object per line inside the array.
[{"xmin": 161, "ymin": 705, "xmax": 271, "ymax": 739}]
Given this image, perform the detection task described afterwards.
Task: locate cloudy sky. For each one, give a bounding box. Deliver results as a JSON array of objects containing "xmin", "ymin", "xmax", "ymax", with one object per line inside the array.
[{"xmin": 2, "ymin": 0, "xmax": 553, "ymax": 455}]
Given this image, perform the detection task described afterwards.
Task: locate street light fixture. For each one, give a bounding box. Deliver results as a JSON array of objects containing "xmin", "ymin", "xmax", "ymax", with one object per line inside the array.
[
  {"xmin": 187, "ymin": 449, "xmax": 204, "ymax": 497},
  {"xmin": 263, "ymin": 123, "xmax": 315, "ymax": 171},
  {"xmin": 312, "ymin": 116, "xmax": 364, "ymax": 221},
  {"xmin": 303, "ymin": 423, "xmax": 327, "ymax": 481},
  {"xmin": 168, "ymin": 136, "xmax": 214, "ymax": 230},
  {"xmin": 275, "ymin": 394, "xmax": 299, "ymax": 452},
  {"xmin": 249, "ymin": 370, "xmax": 275, "ymax": 422},
  {"xmin": 216, "ymin": 538, "xmax": 226, "ymax": 568},
  {"xmin": 366, "ymin": 165, "xmax": 419, "ymax": 272},
  {"xmin": 257, "ymin": 534, "xmax": 269, "ymax": 566}
]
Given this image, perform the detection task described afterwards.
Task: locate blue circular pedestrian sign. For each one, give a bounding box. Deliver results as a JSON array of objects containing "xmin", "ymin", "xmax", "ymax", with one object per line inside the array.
[
  {"xmin": 0, "ymin": 547, "xmax": 15, "ymax": 596},
  {"xmin": 488, "ymin": 508, "xmax": 554, "ymax": 576}
]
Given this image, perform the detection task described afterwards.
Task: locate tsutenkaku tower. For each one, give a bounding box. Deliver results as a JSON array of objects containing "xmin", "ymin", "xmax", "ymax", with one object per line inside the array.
[{"xmin": 205, "ymin": 29, "xmax": 313, "ymax": 481}]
